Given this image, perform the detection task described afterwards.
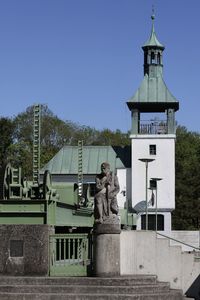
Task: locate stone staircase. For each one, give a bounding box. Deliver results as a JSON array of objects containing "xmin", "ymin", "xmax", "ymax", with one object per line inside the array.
[{"xmin": 0, "ymin": 275, "xmax": 189, "ymax": 299}]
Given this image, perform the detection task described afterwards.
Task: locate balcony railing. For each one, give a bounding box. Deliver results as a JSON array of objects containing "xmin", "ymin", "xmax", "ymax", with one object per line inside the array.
[{"xmin": 140, "ymin": 121, "xmax": 167, "ymax": 134}]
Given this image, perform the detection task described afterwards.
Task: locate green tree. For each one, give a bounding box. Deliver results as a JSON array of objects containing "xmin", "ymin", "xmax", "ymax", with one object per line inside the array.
[
  {"xmin": 10, "ymin": 105, "xmax": 74, "ymax": 177},
  {"xmin": 0, "ymin": 117, "xmax": 14, "ymax": 168},
  {"xmin": 94, "ymin": 129, "xmax": 130, "ymax": 146},
  {"xmin": 172, "ymin": 126, "xmax": 200, "ymax": 230}
]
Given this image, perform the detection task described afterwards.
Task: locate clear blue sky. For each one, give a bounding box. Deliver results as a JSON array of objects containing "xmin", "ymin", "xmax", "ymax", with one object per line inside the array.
[{"xmin": 0, "ymin": 0, "xmax": 199, "ymax": 133}]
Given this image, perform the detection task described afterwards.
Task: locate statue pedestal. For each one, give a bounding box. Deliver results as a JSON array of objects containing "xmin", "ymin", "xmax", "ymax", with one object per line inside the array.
[{"xmin": 93, "ymin": 220, "xmax": 121, "ymax": 277}]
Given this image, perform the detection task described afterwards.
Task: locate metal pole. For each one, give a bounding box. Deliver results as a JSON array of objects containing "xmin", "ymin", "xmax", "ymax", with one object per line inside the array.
[
  {"xmin": 139, "ymin": 158, "xmax": 155, "ymax": 231},
  {"xmin": 145, "ymin": 162, "xmax": 148, "ymax": 230},
  {"xmin": 155, "ymin": 186, "xmax": 158, "ymax": 232},
  {"xmin": 151, "ymin": 177, "xmax": 162, "ymax": 232}
]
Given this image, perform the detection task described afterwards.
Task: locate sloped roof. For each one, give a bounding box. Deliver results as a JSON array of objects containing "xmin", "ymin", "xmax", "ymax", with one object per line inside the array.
[
  {"xmin": 142, "ymin": 14, "xmax": 164, "ymax": 49},
  {"xmin": 41, "ymin": 146, "xmax": 131, "ymax": 175},
  {"xmin": 127, "ymin": 74, "xmax": 179, "ymax": 112}
]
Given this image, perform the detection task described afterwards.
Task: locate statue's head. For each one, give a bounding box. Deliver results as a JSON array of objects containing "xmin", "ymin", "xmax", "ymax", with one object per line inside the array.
[{"xmin": 101, "ymin": 162, "xmax": 110, "ymax": 175}]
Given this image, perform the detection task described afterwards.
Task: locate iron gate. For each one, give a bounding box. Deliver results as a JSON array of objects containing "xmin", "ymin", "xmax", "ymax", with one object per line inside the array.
[{"xmin": 49, "ymin": 233, "xmax": 91, "ymax": 276}]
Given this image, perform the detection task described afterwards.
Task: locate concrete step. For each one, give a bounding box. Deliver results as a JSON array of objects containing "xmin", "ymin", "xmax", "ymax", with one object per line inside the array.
[
  {"xmin": 0, "ymin": 290, "xmax": 184, "ymax": 300},
  {"xmin": 0, "ymin": 282, "xmax": 170, "ymax": 294},
  {"xmin": 0, "ymin": 275, "xmax": 184, "ymax": 299},
  {"xmin": 0, "ymin": 275, "xmax": 158, "ymax": 286}
]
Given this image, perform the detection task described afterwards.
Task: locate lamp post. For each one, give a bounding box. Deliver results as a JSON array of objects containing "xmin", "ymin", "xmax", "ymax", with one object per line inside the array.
[
  {"xmin": 139, "ymin": 158, "xmax": 155, "ymax": 230},
  {"xmin": 150, "ymin": 177, "xmax": 162, "ymax": 231}
]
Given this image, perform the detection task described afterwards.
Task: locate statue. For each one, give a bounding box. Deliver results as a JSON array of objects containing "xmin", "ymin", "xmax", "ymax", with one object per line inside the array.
[{"xmin": 94, "ymin": 162, "xmax": 120, "ymax": 224}]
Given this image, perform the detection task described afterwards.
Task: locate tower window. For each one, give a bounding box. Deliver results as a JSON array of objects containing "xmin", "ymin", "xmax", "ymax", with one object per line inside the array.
[
  {"xmin": 151, "ymin": 52, "xmax": 156, "ymax": 64},
  {"xmin": 149, "ymin": 144, "xmax": 156, "ymax": 155},
  {"xmin": 157, "ymin": 52, "xmax": 161, "ymax": 64}
]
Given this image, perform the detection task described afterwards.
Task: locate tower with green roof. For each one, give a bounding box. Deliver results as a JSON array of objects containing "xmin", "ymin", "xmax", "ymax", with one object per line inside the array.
[{"xmin": 127, "ymin": 14, "xmax": 179, "ymax": 231}]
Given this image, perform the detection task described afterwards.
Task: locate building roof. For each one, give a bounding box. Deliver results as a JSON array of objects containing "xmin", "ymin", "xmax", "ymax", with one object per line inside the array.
[
  {"xmin": 127, "ymin": 14, "xmax": 179, "ymax": 112},
  {"xmin": 41, "ymin": 145, "xmax": 131, "ymax": 175},
  {"xmin": 127, "ymin": 74, "xmax": 179, "ymax": 112},
  {"xmin": 142, "ymin": 14, "xmax": 164, "ymax": 49}
]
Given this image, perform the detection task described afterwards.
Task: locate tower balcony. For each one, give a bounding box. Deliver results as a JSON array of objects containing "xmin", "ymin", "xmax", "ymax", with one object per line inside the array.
[{"xmin": 139, "ymin": 120, "xmax": 167, "ymax": 135}]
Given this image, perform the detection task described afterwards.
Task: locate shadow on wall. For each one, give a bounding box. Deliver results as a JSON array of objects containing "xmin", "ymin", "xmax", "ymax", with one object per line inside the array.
[{"xmin": 185, "ymin": 274, "xmax": 200, "ymax": 300}]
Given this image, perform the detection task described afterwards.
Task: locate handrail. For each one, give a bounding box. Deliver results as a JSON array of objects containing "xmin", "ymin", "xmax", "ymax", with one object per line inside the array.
[{"xmin": 156, "ymin": 232, "xmax": 200, "ymax": 251}]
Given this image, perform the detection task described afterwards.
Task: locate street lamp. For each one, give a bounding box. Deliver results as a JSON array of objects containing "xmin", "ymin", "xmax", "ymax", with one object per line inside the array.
[
  {"xmin": 139, "ymin": 158, "xmax": 155, "ymax": 230},
  {"xmin": 150, "ymin": 177, "xmax": 162, "ymax": 231}
]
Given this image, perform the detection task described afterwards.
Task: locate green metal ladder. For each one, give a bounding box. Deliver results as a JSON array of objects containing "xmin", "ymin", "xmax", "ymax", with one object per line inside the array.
[
  {"xmin": 32, "ymin": 104, "xmax": 41, "ymax": 185},
  {"xmin": 78, "ymin": 140, "xmax": 83, "ymax": 200}
]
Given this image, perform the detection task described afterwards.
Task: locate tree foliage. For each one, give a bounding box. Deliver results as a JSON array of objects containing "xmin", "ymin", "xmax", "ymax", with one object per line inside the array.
[
  {"xmin": 0, "ymin": 117, "xmax": 14, "ymax": 168},
  {"xmin": 172, "ymin": 126, "xmax": 200, "ymax": 230}
]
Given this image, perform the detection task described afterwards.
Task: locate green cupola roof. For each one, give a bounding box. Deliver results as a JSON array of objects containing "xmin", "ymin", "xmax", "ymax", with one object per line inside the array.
[
  {"xmin": 127, "ymin": 13, "xmax": 179, "ymax": 113},
  {"xmin": 142, "ymin": 14, "xmax": 164, "ymax": 49},
  {"xmin": 127, "ymin": 74, "xmax": 179, "ymax": 112}
]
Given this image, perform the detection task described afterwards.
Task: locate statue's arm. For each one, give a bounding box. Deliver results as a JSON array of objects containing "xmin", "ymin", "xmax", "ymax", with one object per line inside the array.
[{"xmin": 95, "ymin": 176, "xmax": 106, "ymax": 192}]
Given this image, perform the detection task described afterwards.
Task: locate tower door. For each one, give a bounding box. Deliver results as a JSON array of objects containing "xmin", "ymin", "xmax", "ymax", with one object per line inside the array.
[{"xmin": 141, "ymin": 214, "xmax": 164, "ymax": 230}]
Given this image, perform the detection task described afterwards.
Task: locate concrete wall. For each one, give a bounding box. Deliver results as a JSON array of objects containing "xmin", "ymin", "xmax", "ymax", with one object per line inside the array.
[
  {"xmin": 0, "ymin": 224, "xmax": 53, "ymax": 276},
  {"xmin": 120, "ymin": 230, "xmax": 200, "ymax": 293}
]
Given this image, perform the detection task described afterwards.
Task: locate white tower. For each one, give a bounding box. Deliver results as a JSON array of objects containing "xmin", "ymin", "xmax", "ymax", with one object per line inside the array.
[{"xmin": 127, "ymin": 15, "xmax": 179, "ymax": 232}]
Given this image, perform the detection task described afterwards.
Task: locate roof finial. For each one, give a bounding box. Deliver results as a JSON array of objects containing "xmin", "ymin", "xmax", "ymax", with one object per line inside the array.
[
  {"xmin": 151, "ymin": 4, "xmax": 155, "ymax": 21},
  {"xmin": 142, "ymin": 5, "xmax": 164, "ymax": 49}
]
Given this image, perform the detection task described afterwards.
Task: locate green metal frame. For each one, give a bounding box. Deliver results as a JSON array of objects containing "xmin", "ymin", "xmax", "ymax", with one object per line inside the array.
[
  {"xmin": 0, "ymin": 199, "xmax": 47, "ymax": 224},
  {"xmin": 49, "ymin": 233, "xmax": 89, "ymax": 277}
]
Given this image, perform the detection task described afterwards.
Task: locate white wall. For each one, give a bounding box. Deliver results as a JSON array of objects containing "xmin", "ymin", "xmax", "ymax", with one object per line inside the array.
[
  {"xmin": 120, "ymin": 230, "xmax": 200, "ymax": 293},
  {"xmin": 116, "ymin": 168, "xmax": 127, "ymax": 209},
  {"xmin": 130, "ymin": 134, "xmax": 175, "ymax": 231}
]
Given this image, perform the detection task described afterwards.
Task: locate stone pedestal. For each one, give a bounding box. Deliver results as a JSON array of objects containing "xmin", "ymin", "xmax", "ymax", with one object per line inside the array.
[{"xmin": 93, "ymin": 221, "xmax": 121, "ymax": 277}]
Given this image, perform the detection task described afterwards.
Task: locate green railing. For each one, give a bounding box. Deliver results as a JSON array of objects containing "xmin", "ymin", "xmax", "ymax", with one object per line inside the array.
[{"xmin": 49, "ymin": 233, "xmax": 89, "ymax": 276}]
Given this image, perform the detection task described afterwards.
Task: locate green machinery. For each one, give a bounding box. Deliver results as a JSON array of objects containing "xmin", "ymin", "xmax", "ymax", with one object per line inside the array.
[
  {"xmin": 0, "ymin": 105, "xmax": 136, "ymax": 230},
  {"xmin": 0, "ymin": 162, "xmax": 94, "ymax": 227},
  {"xmin": 0, "ymin": 105, "xmax": 94, "ymax": 228}
]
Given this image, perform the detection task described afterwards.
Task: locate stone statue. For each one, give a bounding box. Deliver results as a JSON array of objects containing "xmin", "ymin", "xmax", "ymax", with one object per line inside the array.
[{"xmin": 94, "ymin": 162, "xmax": 120, "ymax": 224}]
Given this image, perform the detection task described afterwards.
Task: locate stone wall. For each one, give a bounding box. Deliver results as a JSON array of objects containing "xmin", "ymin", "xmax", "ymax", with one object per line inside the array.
[{"xmin": 0, "ymin": 224, "xmax": 53, "ymax": 276}]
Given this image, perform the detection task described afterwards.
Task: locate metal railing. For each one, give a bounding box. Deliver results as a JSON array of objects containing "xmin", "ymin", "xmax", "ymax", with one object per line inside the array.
[
  {"xmin": 140, "ymin": 121, "xmax": 167, "ymax": 134},
  {"xmin": 49, "ymin": 233, "xmax": 89, "ymax": 276},
  {"xmin": 156, "ymin": 232, "xmax": 200, "ymax": 252}
]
